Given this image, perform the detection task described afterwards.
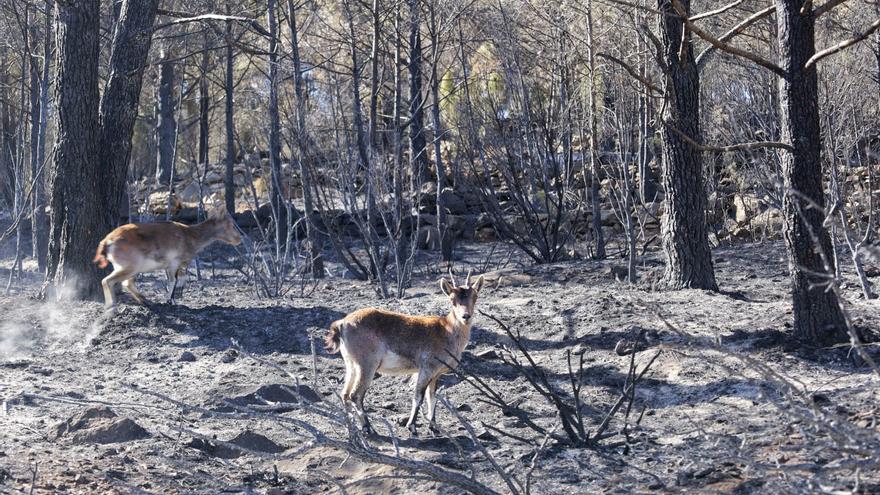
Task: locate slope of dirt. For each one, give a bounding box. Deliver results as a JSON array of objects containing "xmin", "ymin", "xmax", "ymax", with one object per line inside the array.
[{"xmin": 1, "ymin": 240, "xmax": 879, "ymax": 494}]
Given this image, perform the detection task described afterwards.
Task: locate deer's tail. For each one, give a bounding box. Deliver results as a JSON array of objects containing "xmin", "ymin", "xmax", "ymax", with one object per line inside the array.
[
  {"xmin": 93, "ymin": 239, "xmax": 111, "ymax": 269},
  {"xmin": 324, "ymin": 320, "xmax": 343, "ymax": 354}
]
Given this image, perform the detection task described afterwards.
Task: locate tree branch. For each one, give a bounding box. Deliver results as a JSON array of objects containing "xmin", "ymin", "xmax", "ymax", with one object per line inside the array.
[
  {"xmin": 690, "ymin": 0, "xmax": 745, "ymax": 22},
  {"xmin": 154, "ymin": 12, "xmax": 271, "ymax": 38},
  {"xmin": 695, "ymin": 5, "xmax": 776, "ymax": 68},
  {"xmin": 671, "ymin": 0, "xmax": 784, "ymax": 75},
  {"xmin": 597, "ymin": 52, "xmax": 663, "ymax": 94},
  {"xmin": 810, "ymin": 0, "xmax": 848, "ymax": 18},
  {"xmin": 805, "ymin": 19, "xmax": 880, "ymax": 70},
  {"xmin": 667, "ymin": 124, "xmax": 794, "ymax": 153}
]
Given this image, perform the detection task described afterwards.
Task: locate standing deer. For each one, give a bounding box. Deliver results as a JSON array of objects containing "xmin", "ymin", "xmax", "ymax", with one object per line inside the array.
[
  {"xmin": 325, "ymin": 271, "xmax": 485, "ymax": 435},
  {"xmin": 93, "ymin": 208, "xmax": 242, "ymax": 308}
]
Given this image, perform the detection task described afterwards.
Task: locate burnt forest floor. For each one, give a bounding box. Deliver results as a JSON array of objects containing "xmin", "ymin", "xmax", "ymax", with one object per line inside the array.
[{"xmin": 1, "ymin": 234, "xmax": 880, "ymax": 494}]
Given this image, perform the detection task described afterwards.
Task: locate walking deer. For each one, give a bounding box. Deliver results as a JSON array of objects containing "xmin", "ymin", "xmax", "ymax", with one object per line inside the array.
[
  {"xmin": 325, "ymin": 271, "xmax": 485, "ymax": 435},
  {"xmin": 94, "ymin": 208, "xmax": 242, "ymax": 308}
]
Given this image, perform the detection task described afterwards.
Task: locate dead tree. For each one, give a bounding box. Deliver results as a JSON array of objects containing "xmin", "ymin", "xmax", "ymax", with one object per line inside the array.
[
  {"xmin": 99, "ymin": 0, "xmax": 160, "ymax": 225},
  {"xmin": 224, "ymin": 4, "xmax": 236, "ymax": 215},
  {"xmin": 45, "ymin": 0, "xmax": 105, "ymax": 298},
  {"xmin": 774, "ymin": 0, "xmax": 847, "ymax": 344},
  {"xmin": 287, "ymin": 0, "xmax": 324, "ymax": 278},
  {"xmin": 29, "ymin": 5, "xmax": 50, "ymax": 272},
  {"xmin": 656, "ymin": 0, "xmax": 717, "ymax": 290},
  {"xmin": 408, "ymin": 0, "xmax": 430, "ymax": 187},
  {"xmin": 155, "ymin": 47, "xmax": 176, "ymax": 192}
]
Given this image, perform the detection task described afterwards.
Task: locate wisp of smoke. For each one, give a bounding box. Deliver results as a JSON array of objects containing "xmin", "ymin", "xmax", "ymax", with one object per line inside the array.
[{"xmin": 0, "ymin": 275, "xmax": 106, "ymax": 360}]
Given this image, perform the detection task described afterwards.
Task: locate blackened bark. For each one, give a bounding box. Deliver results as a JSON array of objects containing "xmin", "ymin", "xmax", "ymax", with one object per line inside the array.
[
  {"xmin": 198, "ymin": 49, "xmax": 210, "ymax": 179},
  {"xmin": 427, "ymin": 6, "xmax": 452, "ymax": 262},
  {"xmin": 776, "ymin": 0, "xmax": 847, "ymax": 344},
  {"xmin": 267, "ymin": 0, "xmax": 287, "ymax": 243},
  {"xmin": 224, "ymin": 14, "xmax": 236, "ymax": 215},
  {"xmin": 287, "ymin": 0, "xmax": 324, "ymax": 278},
  {"xmin": 31, "ymin": 10, "xmax": 52, "ymax": 272},
  {"xmin": 658, "ymin": 0, "xmax": 718, "ymax": 291},
  {"xmin": 29, "ymin": 16, "xmax": 48, "ymax": 272},
  {"xmin": 408, "ymin": 0, "xmax": 429, "ymax": 187},
  {"xmin": 155, "ymin": 51, "xmax": 176, "ymax": 187},
  {"xmin": 45, "ymin": 0, "xmax": 104, "ymax": 299},
  {"xmin": 0, "ymin": 47, "xmax": 15, "ymax": 210},
  {"xmin": 586, "ymin": 0, "xmax": 605, "ymax": 259},
  {"xmin": 99, "ymin": 0, "xmax": 160, "ymax": 225}
]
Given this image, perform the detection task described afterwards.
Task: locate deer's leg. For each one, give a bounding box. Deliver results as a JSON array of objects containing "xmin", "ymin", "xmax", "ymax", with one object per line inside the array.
[
  {"xmin": 101, "ymin": 267, "xmax": 133, "ymax": 309},
  {"xmin": 425, "ymin": 375, "xmax": 441, "ymax": 430},
  {"xmin": 164, "ymin": 268, "xmax": 177, "ymax": 304},
  {"xmin": 405, "ymin": 370, "xmax": 432, "ymax": 436},
  {"xmin": 166, "ymin": 265, "xmax": 187, "ymax": 304},
  {"xmin": 350, "ymin": 360, "xmax": 378, "ymax": 434},
  {"xmin": 121, "ymin": 276, "xmax": 148, "ymax": 305}
]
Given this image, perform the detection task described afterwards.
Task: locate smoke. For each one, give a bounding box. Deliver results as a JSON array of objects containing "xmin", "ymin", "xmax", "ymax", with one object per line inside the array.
[{"xmin": 0, "ymin": 276, "xmax": 106, "ymax": 360}]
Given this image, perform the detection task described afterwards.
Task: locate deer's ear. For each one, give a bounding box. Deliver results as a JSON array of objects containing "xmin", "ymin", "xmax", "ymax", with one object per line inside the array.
[
  {"xmin": 473, "ymin": 275, "xmax": 485, "ymax": 293},
  {"xmin": 440, "ymin": 278, "xmax": 453, "ymax": 296}
]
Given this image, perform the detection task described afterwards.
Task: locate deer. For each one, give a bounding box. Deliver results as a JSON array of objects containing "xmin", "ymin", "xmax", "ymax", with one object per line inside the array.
[
  {"xmin": 325, "ymin": 271, "xmax": 485, "ymax": 436},
  {"xmin": 93, "ymin": 208, "xmax": 242, "ymax": 309}
]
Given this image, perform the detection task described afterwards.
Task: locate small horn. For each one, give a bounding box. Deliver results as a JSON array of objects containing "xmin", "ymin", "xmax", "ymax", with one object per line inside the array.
[
  {"xmin": 465, "ymin": 269, "xmax": 473, "ymax": 288},
  {"xmin": 448, "ymin": 267, "xmax": 457, "ymax": 287}
]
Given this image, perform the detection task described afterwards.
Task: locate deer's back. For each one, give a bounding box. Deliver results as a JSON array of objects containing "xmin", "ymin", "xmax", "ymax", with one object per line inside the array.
[
  {"xmin": 103, "ymin": 222, "xmax": 192, "ymax": 271},
  {"xmin": 339, "ymin": 308, "xmax": 453, "ymax": 366}
]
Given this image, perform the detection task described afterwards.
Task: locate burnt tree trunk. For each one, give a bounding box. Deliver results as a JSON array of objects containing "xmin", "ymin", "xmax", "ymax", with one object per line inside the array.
[
  {"xmin": 29, "ymin": 11, "xmax": 50, "ymax": 272},
  {"xmin": 99, "ymin": 0, "xmax": 160, "ymax": 225},
  {"xmin": 0, "ymin": 47, "xmax": 15, "ymax": 210},
  {"xmin": 428, "ymin": 3, "xmax": 452, "ymax": 262},
  {"xmin": 198, "ymin": 49, "xmax": 210, "ymax": 191},
  {"xmin": 45, "ymin": 0, "xmax": 104, "ymax": 299},
  {"xmin": 408, "ymin": 0, "xmax": 429, "ymax": 188},
  {"xmin": 288, "ymin": 0, "xmax": 324, "ymax": 278},
  {"xmin": 267, "ymin": 0, "xmax": 288, "ymax": 244},
  {"xmin": 155, "ymin": 50, "xmax": 176, "ymax": 189},
  {"xmin": 224, "ymin": 13, "xmax": 236, "ymax": 215},
  {"xmin": 776, "ymin": 0, "xmax": 847, "ymax": 344},
  {"xmin": 657, "ymin": 0, "xmax": 718, "ymax": 290}
]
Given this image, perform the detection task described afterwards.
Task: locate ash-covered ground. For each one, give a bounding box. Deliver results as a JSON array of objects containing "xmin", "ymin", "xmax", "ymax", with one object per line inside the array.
[{"xmin": 1, "ymin": 239, "xmax": 879, "ymax": 494}]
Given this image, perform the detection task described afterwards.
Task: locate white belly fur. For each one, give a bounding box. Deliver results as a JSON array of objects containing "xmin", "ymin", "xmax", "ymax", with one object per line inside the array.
[{"xmin": 377, "ymin": 350, "xmax": 417, "ymax": 376}]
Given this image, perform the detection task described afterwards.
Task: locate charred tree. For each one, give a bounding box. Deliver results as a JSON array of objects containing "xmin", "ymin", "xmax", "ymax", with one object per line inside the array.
[
  {"xmin": 45, "ymin": 0, "xmax": 104, "ymax": 298},
  {"xmin": 427, "ymin": 2, "xmax": 452, "ymax": 262},
  {"xmin": 29, "ymin": 9, "xmax": 50, "ymax": 272},
  {"xmin": 408, "ymin": 0, "xmax": 430, "ymax": 187},
  {"xmin": 776, "ymin": 0, "xmax": 846, "ymax": 344},
  {"xmin": 287, "ymin": 0, "xmax": 324, "ymax": 278},
  {"xmin": 267, "ymin": 0, "xmax": 288, "ymax": 243},
  {"xmin": 657, "ymin": 0, "xmax": 718, "ymax": 291},
  {"xmin": 99, "ymin": 0, "xmax": 160, "ymax": 225},
  {"xmin": 155, "ymin": 49, "xmax": 176, "ymax": 190},
  {"xmin": 224, "ymin": 12, "xmax": 236, "ymax": 215}
]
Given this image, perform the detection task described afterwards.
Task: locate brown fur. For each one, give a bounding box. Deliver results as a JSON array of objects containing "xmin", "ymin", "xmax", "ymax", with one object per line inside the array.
[
  {"xmin": 95, "ymin": 210, "xmax": 241, "ymax": 308},
  {"xmin": 329, "ymin": 274, "xmax": 485, "ymax": 435}
]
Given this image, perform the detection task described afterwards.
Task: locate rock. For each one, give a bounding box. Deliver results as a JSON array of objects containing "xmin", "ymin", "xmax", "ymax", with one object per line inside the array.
[
  {"xmin": 474, "ymin": 227, "xmax": 497, "ymax": 242},
  {"xmin": 217, "ymin": 383, "xmax": 321, "ymax": 413},
  {"xmin": 474, "ymin": 348, "xmax": 500, "ymax": 360},
  {"xmin": 416, "ymin": 225, "xmax": 441, "ymax": 251},
  {"xmin": 476, "ymin": 430, "xmax": 497, "ymax": 442},
  {"xmin": 177, "ymin": 182, "xmax": 202, "ymax": 204},
  {"xmin": 188, "ymin": 430, "xmax": 285, "ymax": 459},
  {"xmin": 220, "ymin": 349, "xmax": 238, "ymax": 363},
  {"xmin": 178, "ymin": 351, "xmax": 196, "ymax": 362},
  {"xmin": 456, "ymin": 404, "xmax": 473, "ymax": 412},
  {"xmin": 605, "ymin": 265, "xmax": 629, "ymax": 282},
  {"xmin": 55, "ymin": 407, "xmax": 149, "ymax": 445},
  {"xmin": 145, "ymin": 191, "xmax": 181, "ymax": 216},
  {"xmin": 439, "ymin": 188, "xmax": 469, "ymax": 215}
]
